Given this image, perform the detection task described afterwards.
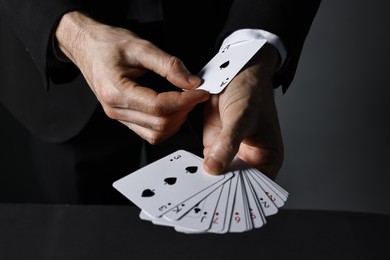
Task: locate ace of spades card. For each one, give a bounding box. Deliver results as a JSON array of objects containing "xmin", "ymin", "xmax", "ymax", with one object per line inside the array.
[{"xmin": 196, "ymin": 39, "xmax": 267, "ymax": 94}]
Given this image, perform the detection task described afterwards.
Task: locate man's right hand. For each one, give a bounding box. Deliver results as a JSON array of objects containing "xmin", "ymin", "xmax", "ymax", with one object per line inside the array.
[{"xmin": 55, "ymin": 11, "xmax": 209, "ymax": 144}]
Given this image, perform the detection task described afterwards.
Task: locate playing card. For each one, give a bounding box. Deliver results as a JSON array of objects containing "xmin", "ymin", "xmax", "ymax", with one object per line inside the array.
[
  {"xmin": 229, "ymin": 173, "xmax": 252, "ymax": 232},
  {"xmin": 196, "ymin": 39, "xmax": 267, "ymax": 94},
  {"xmin": 142, "ymin": 184, "xmax": 223, "ymax": 232},
  {"xmin": 175, "ymin": 169, "xmax": 240, "ymax": 234},
  {"xmin": 112, "ymin": 150, "xmax": 229, "ymax": 217},
  {"xmin": 207, "ymin": 179, "xmax": 233, "ymax": 234},
  {"xmin": 244, "ymin": 169, "xmax": 279, "ymax": 216},
  {"xmin": 114, "ymin": 151, "xmax": 289, "ymax": 234},
  {"xmin": 241, "ymin": 172, "xmax": 266, "ymax": 228},
  {"xmin": 161, "ymin": 173, "xmax": 231, "ymax": 221},
  {"xmin": 215, "ymin": 169, "xmax": 240, "ymax": 234},
  {"xmin": 172, "ymin": 184, "xmax": 224, "ymax": 232},
  {"xmin": 247, "ymin": 168, "xmax": 287, "ymax": 208},
  {"xmin": 161, "ymin": 151, "xmax": 232, "ymax": 221},
  {"xmin": 251, "ymin": 168, "xmax": 289, "ymax": 198}
]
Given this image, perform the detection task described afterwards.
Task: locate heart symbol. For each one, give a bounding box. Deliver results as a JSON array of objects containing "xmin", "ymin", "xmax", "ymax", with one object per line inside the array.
[
  {"xmin": 164, "ymin": 177, "xmax": 177, "ymax": 185},
  {"xmin": 185, "ymin": 166, "xmax": 198, "ymax": 174},
  {"xmin": 219, "ymin": 60, "xmax": 229, "ymax": 70},
  {"xmin": 141, "ymin": 189, "xmax": 155, "ymax": 197}
]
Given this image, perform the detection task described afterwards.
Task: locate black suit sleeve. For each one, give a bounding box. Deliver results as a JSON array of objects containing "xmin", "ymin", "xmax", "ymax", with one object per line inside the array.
[
  {"xmin": 0, "ymin": 0, "xmax": 87, "ymax": 89},
  {"xmin": 0, "ymin": 0, "xmax": 321, "ymax": 93},
  {"xmin": 220, "ymin": 0, "xmax": 321, "ymax": 92}
]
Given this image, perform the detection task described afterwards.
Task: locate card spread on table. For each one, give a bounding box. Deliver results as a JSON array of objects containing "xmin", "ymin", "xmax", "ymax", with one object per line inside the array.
[
  {"xmin": 113, "ymin": 150, "xmax": 288, "ymax": 234},
  {"xmin": 112, "ymin": 150, "xmax": 233, "ymax": 217},
  {"xmin": 195, "ymin": 39, "xmax": 267, "ymax": 94}
]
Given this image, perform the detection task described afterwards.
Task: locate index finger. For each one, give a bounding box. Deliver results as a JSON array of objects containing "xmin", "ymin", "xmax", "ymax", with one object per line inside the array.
[
  {"xmin": 132, "ymin": 41, "xmax": 202, "ymax": 89},
  {"xmin": 121, "ymin": 84, "xmax": 210, "ymax": 116}
]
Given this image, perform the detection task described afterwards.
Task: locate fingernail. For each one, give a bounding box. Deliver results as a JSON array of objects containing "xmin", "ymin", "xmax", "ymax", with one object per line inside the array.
[
  {"xmin": 204, "ymin": 156, "xmax": 224, "ymax": 175},
  {"xmin": 188, "ymin": 75, "xmax": 202, "ymax": 86}
]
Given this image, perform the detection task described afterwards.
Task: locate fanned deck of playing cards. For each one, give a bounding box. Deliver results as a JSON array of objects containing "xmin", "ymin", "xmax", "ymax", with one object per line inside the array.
[{"xmin": 113, "ymin": 150, "xmax": 288, "ymax": 234}]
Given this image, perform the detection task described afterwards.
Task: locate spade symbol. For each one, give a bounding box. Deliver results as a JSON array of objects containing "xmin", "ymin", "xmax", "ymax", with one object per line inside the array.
[
  {"xmin": 142, "ymin": 189, "xmax": 155, "ymax": 197},
  {"xmin": 220, "ymin": 78, "xmax": 229, "ymax": 87},
  {"xmin": 194, "ymin": 207, "xmax": 201, "ymax": 214},
  {"xmin": 185, "ymin": 166, "xmax": 198, "ymax": 174},
  {"xmin": 221, "ymin": 45, "xmax": 230, "ymax": 53},
  {"xmin": 219, "ymin": 60, "xmax": 230, "ymax": 70},
  {"xmin": 164, "ymin": 177, "xmax": 177, "ymax": 185}
]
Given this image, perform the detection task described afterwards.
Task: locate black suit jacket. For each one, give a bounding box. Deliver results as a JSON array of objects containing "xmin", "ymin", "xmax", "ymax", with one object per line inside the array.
[{"xmin": 0, "ymin": 0, "xmax": 320, "ymax": 142}]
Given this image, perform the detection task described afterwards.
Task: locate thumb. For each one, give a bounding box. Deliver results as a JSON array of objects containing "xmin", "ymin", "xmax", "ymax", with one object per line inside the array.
[{"xmin": 203, "ymin": 127, "xmax": 242, "ymax": 175}]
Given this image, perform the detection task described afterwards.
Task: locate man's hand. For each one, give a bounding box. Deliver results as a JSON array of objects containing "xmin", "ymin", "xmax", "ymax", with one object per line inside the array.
[
  {"xmin": 202, "ymin": 44, "xmax": 284, "ymax": 179},
  {"xmin": 55, "ymin": 11, "xmax": 209, "ymax": 144}
]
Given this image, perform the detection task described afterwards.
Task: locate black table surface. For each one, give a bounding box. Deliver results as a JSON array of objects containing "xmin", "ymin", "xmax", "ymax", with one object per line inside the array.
[{"xmin": 0, "ymin": 203, "xmax": 389, "ymax": 260}]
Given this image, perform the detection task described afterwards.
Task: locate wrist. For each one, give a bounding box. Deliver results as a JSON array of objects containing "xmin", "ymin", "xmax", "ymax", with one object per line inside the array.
[
  {"xmin": 245, "ymin": 43, "xmax": 281, "ymax": 85},
  {"xmin": 54, "ymin": 11, "xmax": 94, "ymax": 66},
  {"xmin": 257, "ymin": 43, "xmax": 281, "ymax": 76}
]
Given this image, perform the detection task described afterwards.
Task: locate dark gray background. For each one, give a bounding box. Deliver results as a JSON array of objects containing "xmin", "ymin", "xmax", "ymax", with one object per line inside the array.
[
  {"xmin": 275, "ymin": 0, "xmax": 390, "ymax": 215},
  {"xmin": 1, "ymin": 0, "xmax": 389, "ymax": 214}
]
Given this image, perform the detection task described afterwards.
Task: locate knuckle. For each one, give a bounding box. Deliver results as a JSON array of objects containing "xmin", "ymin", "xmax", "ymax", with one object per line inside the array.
[
  {"xmin": 100, "ymin": 88, "xmax": 120, "ymax": 107},
  {"xmin": 102, "ymin": 106, "xmax": 118, "ymax": 120},
  {"xmin": 147, "ymin": 101, "xmax": 165, "ymax": 116},
  {"xmin": 151, "ymin": 117, "xmax": 169, "ymax": 132},
  {"xmin": 133, "ymin": 39, "xmax": 155, "ymax": 55},
  {"xmin": 146, "ymin": 133, "xmax": 164, "ymax": 145},
  {"xmin": 170, "ymin": 56, "xmax": 183, "ymax": 68},
  {"xmin": 217, "ymin": 136, "xmax": 236, "ymax": 154},
  {"xmin": 162, "ymin": 56, "xmax": 182, "ymax": 76},
  {"xmin": 140, "ymin": 39, "xmax": 154, "ymax": 49},
  {"xmin": 127, "ymin": 124, "xmax": 163, "ymax": 145}
]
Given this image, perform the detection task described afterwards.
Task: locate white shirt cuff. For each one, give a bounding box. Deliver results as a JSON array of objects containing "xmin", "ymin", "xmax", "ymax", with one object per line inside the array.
[{"xmin": 221, "ymin": 29, "xmax": 287, "ymax": 70}]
